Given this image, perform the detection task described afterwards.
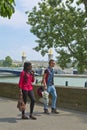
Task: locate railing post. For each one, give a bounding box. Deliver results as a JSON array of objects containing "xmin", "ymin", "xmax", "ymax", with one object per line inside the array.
[
  {"xmin": 65, "ymin": 81, "xmax": 68, "ymax": 86},
  {"xmin": 84, "ymin": 81, "xmax": 87, "ymax": 87}
]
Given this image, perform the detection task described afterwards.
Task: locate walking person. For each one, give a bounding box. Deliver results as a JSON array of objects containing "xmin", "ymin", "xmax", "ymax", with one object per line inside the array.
[
  {"xmin": 42, "ymin": 59, "xmax": 59, "ymax": 114},
  {"xmin": 18, "ymin": 62, "xmax": 37, "ymax": 120}
]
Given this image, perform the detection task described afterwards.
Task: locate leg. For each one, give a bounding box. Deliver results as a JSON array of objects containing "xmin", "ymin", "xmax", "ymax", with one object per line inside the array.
[
  {"xmin": 50, "ymin": 86, "xmax": 59, "ymax": 114},
  {"xmin": 50, "ymin": 85, "xmax": 57, "ymax": 109},
  {"xmin": 43, "ymin": 89, "xmax": 50, "ymax": 114},
  {"xmin": 22, "ymin": 90, "xmax": 28, "ymax": 119},
  {"xmin": 28, "ymin": 90, "xmax": 36, "ymax": 120}
]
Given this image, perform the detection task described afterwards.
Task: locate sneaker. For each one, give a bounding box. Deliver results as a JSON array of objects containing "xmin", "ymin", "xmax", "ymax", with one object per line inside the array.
[
  {"xmin": 44, "ymin": 109, "xmax": 50, "ymax": 114},
  {"xmin": 51, "ymin": 109, "xmax": 59, "ymax": 114},
  {"xmin": 22, "ymin": 115, "xmax": 28, "ymax": 119},
  {"xmin": 29, "ymin": 115, "xmax": 37, "ymax": 120}
]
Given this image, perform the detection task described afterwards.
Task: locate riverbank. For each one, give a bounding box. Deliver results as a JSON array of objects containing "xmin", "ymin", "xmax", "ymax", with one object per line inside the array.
[
  {"xmin": 0, "ymin": 82, "xmax": 87, "ymax": 112},
  {"xmin": 0, "ymin": 74, "xmax": 87, "ymax": 87},
  {"xmin": 54, "ymin": 74, "xmax": 87, "ymax": 78}
]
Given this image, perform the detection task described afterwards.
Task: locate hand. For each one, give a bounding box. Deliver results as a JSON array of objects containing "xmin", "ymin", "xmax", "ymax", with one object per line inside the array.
[
  {"xmin": 44, "ymin": 85, "xmax": 47, "ymax": 90},
  {"xmin": 19, "ymin": 89, "xmax": 22, "ymax": 94},
  {"xmin": 31, "ymin": 70, "xmax": 35, "ymax": 75}
]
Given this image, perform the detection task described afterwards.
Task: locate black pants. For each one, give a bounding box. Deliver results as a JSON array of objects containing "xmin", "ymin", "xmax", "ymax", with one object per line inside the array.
[{"xmin": 22, "ymin": 90, "xmax": 36, "ymax": 115}]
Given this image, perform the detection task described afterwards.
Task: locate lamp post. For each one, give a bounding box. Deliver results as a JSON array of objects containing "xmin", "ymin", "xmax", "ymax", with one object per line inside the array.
[
  {"xmin": 22, "ymin": 52, "xmax": 26, "ymax": 66},
  {"xmin": 48, "ymin": 48, "xmax": 53, "ymax": 61}
]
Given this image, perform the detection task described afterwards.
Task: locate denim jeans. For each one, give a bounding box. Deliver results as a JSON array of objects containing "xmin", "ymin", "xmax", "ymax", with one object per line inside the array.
[{"xmin": 44, "ymin": 85, "xmax": 57, "ymax": 110}]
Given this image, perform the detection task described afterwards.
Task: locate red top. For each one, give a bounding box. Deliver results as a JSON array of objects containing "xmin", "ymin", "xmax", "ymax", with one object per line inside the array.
[{"xmin": 18, "ymin": 70, "xmax": 35, "ymax": 91}]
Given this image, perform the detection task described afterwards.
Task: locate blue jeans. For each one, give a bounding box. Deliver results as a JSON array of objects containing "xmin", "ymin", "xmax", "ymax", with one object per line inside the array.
[{"xmin": 44, "ymin": 85, "xmax": 57, "ymax": 110}]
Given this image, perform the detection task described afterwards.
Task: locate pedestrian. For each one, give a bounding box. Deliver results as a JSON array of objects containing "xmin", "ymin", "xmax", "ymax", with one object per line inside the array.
[
  {"xmin": 42, "ymin": 59, "xmax": 59, "ymax": 114},
  {"xmin": 18, "ymin": 61, "xmax": 37, "ymax": 120}
]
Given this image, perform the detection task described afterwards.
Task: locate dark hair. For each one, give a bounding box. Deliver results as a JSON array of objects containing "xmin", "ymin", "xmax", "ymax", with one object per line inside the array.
[
  {"xmin": 23, "ymin": 62, "xmax": 32, "ymax": 71},
  {"xmin": 23, "ymin": 62, "xmax": 32, "ymax": 83},
  {"xmin": 49, "ymin": 59, "xmax": 54, "ymax": 65}
]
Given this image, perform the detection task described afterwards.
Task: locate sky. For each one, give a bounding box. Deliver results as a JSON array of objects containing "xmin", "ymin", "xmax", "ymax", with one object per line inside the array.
[
  {"xmin": 0, "ymin": 0, "xmax": 84, "ymax": 62},
  {"xmin": 0, "ymin": 0, "xmax": 52, "ymax": 61}
]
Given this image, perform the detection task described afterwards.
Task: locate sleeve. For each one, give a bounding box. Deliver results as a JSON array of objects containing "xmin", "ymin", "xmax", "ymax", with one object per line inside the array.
[
  {"xmin": 41, "ymin": 69, "xmax": 48, "ymax": 87},
  {"xmin": 44, "ymin": 69, "xmax": 48, "ymax": 74}
]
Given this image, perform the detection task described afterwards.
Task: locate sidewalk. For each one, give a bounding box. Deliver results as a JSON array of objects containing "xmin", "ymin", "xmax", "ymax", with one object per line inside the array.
[{"xmin": 0, "ymin": 97, "xmax": 87, "ymax": 130}]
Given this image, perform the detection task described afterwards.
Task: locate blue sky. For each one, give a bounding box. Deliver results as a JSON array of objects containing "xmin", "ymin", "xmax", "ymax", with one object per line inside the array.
[
  {"xmin": 0, "ymin": 0, "xmax": 84, "ymax": 62},
  {"xmin": 0, "ymin": 0, "xmax": 51, "ymax": 61}
]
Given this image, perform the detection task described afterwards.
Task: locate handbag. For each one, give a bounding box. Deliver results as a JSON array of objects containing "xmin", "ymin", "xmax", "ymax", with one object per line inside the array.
[
  {"xmin": 42, "ymin": 90, "xmax": 49, "ymax": 105},
  {"xmin": 17, "ymin": 90, "xmax": 26, "ymax": 112},
  {"xmin": 37, "ymin": 86, "xmax": 44, "ymax": 97}
]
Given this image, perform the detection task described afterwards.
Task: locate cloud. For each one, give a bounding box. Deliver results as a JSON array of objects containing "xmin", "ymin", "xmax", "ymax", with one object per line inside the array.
[
  {"xmin": 0, "ymin": 9, "xmax": 27, "ymax": 28},
  {"xmin": 19, "ymin": 0, "xmax": 41, "ymax": 10},
  {"xmin": 0, "ymin": 0, "xmax": 84, "ymax": 28},
  {"xmin": 5, "ymin": 44, "xmax": 48, "ymax": 61},
  {"xmin": 0, "ymin": 0, "xmax": 41, "ymax": 28}
]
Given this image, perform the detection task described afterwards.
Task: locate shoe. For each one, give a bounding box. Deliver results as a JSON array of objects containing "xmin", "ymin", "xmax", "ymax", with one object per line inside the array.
[
  {"xmin": 51, "ymin": 109, "xmax": 59, "ymax": 114},
  {"xmin": 30, "ymin": 115, "xmax": 37, "ymax": 120},
  {"xmin": 22, "ymin": 115, "xmax": 28, "ymax": 119},
  {"xmin": 44, "ymin": 109, "xmax": 50, "ymax": 114}
]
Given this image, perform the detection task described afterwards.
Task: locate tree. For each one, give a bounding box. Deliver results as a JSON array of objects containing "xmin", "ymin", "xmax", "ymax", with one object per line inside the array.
[
  {"xmin": 0, "ymin": 0, "xmax": 15, "ymax": 19},
  {"xmin": 0, "ymin": 60, "xmax": 3, "ymax": 67},
  {"xmin": 26, "ymin": 0, "xmax": 87, "ymax": 73},
  {"xmin": 3, "ymin": 56, "xmax": 13, "ymax": 67},
  {"xmin": 82, "ymin": 0, "xmax": 87, "ymax": 12}
]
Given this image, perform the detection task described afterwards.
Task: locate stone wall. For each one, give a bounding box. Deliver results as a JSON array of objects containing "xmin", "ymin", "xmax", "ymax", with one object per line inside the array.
[
  {"xmin": 56, "ymin": 86, "xmax": 87, "ymax": 112},
  {"xmin": 0, "ymin": 82, "xmax": 87, "ymax": 112}
]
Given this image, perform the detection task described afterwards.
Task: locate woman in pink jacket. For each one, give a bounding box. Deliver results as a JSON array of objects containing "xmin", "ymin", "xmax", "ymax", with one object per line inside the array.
[{"xmin": 18, "ymin": 62, "xmax": 36, "ymax": 120}]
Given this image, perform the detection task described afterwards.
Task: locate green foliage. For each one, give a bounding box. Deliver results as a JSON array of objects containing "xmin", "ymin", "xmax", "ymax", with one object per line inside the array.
[
  {"xmin": 27, "ymin": 0, "xmax": 87, "ymax": 73},
  {"xmin": 0, "ymin": 60, "xmax": 3, "ymax": 67},
  {"xmin": 3, "ymin": 56, "xmax": 13, "ymax": 67},
  {"xmin": 0, "ymin": 0, "xmax": 15, "ymax": 19}
]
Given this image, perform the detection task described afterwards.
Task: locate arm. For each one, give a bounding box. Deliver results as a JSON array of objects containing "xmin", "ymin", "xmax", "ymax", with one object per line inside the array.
[
  {"xmin": 42, "ymin": 71, "xmax": 47, "ymax": 90},
  {"xmin": 18, "ymin": 71, "xmax": 24, "ymax": 89},
  {"xmin": 31, "ymin": 70, "xmax": 35, "ymax": 82}
]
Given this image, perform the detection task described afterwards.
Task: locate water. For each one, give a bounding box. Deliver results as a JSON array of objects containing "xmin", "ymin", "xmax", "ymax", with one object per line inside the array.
[
  {"xmin": 0, "ymin": 74, "xmax": 87, "ymax": 88},
  {"xmin": 0, "ymin": 76, "xmax": 20, "ymax": 83},
  {"xmin": 36, "ymin": 75, "xmax": 87, "ymax": 88}
]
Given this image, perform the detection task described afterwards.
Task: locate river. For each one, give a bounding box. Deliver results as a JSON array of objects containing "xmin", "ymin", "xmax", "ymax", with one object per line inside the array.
[{"xmin": 0, "ymin": 74, "xmax": 87, "ymax": 88}]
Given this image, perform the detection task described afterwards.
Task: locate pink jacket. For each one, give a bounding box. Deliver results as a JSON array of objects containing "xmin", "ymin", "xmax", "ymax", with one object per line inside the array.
[{"xmin": 18, "ymin": 70, "xmax": 35, "ymax": 91}]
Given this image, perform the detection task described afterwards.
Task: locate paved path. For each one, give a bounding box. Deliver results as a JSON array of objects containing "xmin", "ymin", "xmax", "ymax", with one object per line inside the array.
[{"xmin": 0, "ymin": 97, "xmax": 87, "ymax": 130}]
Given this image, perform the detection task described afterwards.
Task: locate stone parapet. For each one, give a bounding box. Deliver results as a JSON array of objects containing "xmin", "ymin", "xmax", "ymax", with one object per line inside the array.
[{"xmin": 0, "ymin": 82, "xmax": 87, "ymax": 112}]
